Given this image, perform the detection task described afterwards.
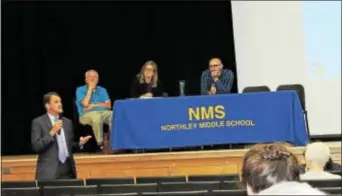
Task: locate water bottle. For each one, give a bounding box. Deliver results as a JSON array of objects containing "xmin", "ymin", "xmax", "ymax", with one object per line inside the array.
[{"xmin": 179, "ymin": 80, "xmax": 185, "ymax": 96}]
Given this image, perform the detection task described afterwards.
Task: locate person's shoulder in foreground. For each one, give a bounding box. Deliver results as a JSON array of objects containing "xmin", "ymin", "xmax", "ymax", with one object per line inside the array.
[
  {"xmin": 300, "ymin": 171, "xmax": 341, "ymax": 180},
  {"xmin": 256, "ymin": 181, "xmax": 326, "ymax": 195}
]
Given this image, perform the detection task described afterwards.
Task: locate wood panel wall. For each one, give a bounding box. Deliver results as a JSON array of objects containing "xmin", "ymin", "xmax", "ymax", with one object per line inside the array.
[{"xmin": 2, "ymin": 145, "xmax": 340, "ymax": 182}]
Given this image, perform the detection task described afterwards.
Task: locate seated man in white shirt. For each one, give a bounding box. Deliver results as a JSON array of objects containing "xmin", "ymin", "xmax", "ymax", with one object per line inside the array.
[{"xmin": 300, "ymin": 142, "xmax": 341, "ymax": 180}]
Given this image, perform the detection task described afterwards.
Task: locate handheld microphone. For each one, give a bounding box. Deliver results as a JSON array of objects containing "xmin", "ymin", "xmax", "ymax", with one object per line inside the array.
[{"xmin": 57, "ymin": 115, "xmax": 63, "ymax": 135}]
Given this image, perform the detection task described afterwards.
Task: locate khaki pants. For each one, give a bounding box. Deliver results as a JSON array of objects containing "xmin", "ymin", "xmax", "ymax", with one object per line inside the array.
[{"xmin": 79, "ymin": 110, "xmax": 113, "ymax": 144}]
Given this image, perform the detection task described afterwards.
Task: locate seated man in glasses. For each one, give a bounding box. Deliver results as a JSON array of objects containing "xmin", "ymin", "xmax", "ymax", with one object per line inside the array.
[{"xmin": 200, "ymin": 58, "xmax": 234, "ymax": 95}]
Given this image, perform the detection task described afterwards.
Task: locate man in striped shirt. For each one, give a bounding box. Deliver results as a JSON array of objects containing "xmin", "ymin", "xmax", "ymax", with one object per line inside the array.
[{"xmin": 201, "ymin": 58, "xmax": 234, "ymax": 95}]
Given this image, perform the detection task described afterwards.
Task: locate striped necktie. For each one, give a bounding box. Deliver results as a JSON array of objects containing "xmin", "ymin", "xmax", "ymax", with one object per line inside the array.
[{"xmin": 55, "ymin": 117, "xmax": 68, "ymax": 163}]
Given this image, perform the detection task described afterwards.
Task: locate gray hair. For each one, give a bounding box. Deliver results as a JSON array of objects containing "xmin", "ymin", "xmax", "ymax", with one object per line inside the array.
[{"xmin": 85, "ymin": 70, "xmax": 98, "ymax": 78}]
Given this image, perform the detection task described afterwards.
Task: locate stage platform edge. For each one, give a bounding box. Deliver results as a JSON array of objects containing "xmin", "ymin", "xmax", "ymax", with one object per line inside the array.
[{"xmin": 2, "ymin": 142, "xmax": 341, "ymax": 182}]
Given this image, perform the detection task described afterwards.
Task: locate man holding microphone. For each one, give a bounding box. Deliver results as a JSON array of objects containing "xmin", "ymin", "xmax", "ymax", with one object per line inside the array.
[
  {"xmin": 200, "ymin": 58, "xmax": 234, "ymax": 95},
  {"xmin": 31, "ymin": 92, "xmax": 92, "ymax": 180}
]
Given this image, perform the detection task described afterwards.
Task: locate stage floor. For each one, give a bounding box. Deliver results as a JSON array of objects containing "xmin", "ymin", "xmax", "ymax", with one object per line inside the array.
[{"xmin": 2, "ymin": 142, "xmax": 340, "ymax": 181}]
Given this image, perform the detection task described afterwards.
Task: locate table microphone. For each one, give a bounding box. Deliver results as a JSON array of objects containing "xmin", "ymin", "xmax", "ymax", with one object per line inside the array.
[{"xmin": 179, "ymin": 80, "xmax": 185, "ymax": 96}]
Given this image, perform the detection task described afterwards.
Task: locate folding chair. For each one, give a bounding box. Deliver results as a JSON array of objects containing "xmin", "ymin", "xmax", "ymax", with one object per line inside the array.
[
  {"xmin": 276, "ymin": 84, "xmax": 310, "ymax": 137},
  {"xmin": 242, "ymin": 86, "xmax": 271, "ymax": 93}
]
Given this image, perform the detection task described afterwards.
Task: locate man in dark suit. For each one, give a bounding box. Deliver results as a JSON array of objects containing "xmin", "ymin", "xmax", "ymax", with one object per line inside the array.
[{"xmin": 31, "ymin": 92, "xmax": 92, "ymax": 180}]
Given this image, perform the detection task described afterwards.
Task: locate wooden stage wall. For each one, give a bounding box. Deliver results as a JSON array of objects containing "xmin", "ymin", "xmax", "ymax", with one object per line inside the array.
[{"xmin": 2, "ymin": 144, "xmax": 341, "ymax": 182}]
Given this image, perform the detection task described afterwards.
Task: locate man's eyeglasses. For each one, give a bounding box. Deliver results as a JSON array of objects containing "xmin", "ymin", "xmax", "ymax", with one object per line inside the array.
[{"xmin": 209, "ymin": 64, "xmax": 220, "ymax": 68}]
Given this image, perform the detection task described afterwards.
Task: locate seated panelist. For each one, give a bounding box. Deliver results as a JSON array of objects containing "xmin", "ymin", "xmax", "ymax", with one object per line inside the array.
[
  {"xmin": 200, "ymin": 58, "xmax": 234, "ymax": 95},
  {"xmin": 76, "ymin": 70, "xmax": 113, "ymax": 152},
  {"xmin": 131, "ymin": 60, "xmax": 165, "ymax": 98}
]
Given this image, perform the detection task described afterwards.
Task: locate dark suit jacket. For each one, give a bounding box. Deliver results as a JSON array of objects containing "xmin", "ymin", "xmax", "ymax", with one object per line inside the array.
[
  {"xmin": 31, "ymin": 114, "xmax": 77, "ymax": 180},
  {"xmin": 130, "ymin": 76, "xmax": 164, "ymax": 98}
]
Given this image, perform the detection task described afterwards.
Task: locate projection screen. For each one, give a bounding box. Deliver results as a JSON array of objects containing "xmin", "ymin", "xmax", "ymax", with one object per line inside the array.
[{"xmin": 231, "ymin": 1, "xmax": 341, "ymax": 136}]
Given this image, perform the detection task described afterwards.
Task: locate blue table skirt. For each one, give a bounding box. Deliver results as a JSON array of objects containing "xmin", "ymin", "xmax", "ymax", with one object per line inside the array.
[{"xmin": 111, "ymin": 91, "xmax": 309, "ymax": 150}]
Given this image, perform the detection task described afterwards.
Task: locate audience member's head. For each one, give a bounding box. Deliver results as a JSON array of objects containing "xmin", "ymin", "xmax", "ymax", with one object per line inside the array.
[
  {"xmin": 242, "ymin": 143, "xmax": 300, "ymax": 195},
  {"xmin": 139, "ymin": 60, "xmax": 158, "ymax": 87},
  {"xmin": 305, "ymin": 142, "xmax": 331, "ymax": 172}
]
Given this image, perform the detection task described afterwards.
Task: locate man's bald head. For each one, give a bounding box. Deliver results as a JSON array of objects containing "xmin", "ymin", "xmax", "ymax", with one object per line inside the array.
[
  {"xmin": 209, "ymin": 58, "xmax": 222, "ymax": 66},
  {"xmin": 209, "ymin": 58, "xmax": 223, "ymax": 72}
]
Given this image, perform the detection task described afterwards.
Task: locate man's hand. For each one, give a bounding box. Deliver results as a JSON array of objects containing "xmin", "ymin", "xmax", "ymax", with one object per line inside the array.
[
  {"xmin": 50, "ymin": 120, "xmax": 63, "ymax": 136},
  {"xmin": 209, "ymin": 84, "xmax": 216, "ymax": 95},
  {"xmin": 140, "ymin": 93, "xmax": 153, "ymax": 98},
  {"xmin": 84, "ymin": 104, "xmax": 95, "ymax": 112},
  {"xmin": 211, "ymin": 70, "xmax": 218, "ymax": 77},
  {"xmin": 211, "ymin": 71, "xmax": 221, "ymax": 81},
  {"xmin": 79, "ymin": 135, "xmax": 92, "ymax": 145},
  {"xmin": 87, "ymin": 82, "xmax": 97, "ymax": 91}
]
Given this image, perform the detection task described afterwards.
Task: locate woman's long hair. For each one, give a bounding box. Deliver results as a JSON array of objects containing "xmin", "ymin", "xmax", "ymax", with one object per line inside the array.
[{"xmin": 138, "ymin": 60, "xmax": 158, "ymax": 87}]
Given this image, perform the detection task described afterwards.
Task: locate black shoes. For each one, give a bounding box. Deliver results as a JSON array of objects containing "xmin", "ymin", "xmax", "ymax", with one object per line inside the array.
[{"xmin": 95, "ymin": 144, "xmax": 104, "ymax": 154}]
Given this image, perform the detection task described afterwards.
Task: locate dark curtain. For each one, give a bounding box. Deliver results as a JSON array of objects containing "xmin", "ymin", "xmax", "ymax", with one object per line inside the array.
[{"xmin": 1, "ymin": 1, "xmax": 237, "ymax": 155}]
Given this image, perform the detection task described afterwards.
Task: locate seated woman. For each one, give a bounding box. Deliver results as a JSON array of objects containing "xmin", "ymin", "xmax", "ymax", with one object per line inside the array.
[
  {"xmin": 242, "ymin": 143, "xmax": 325, "ymax": 195},
  {"xmin": 131, "ymin": 60, "xmax": 165, "ymax": 98}
]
